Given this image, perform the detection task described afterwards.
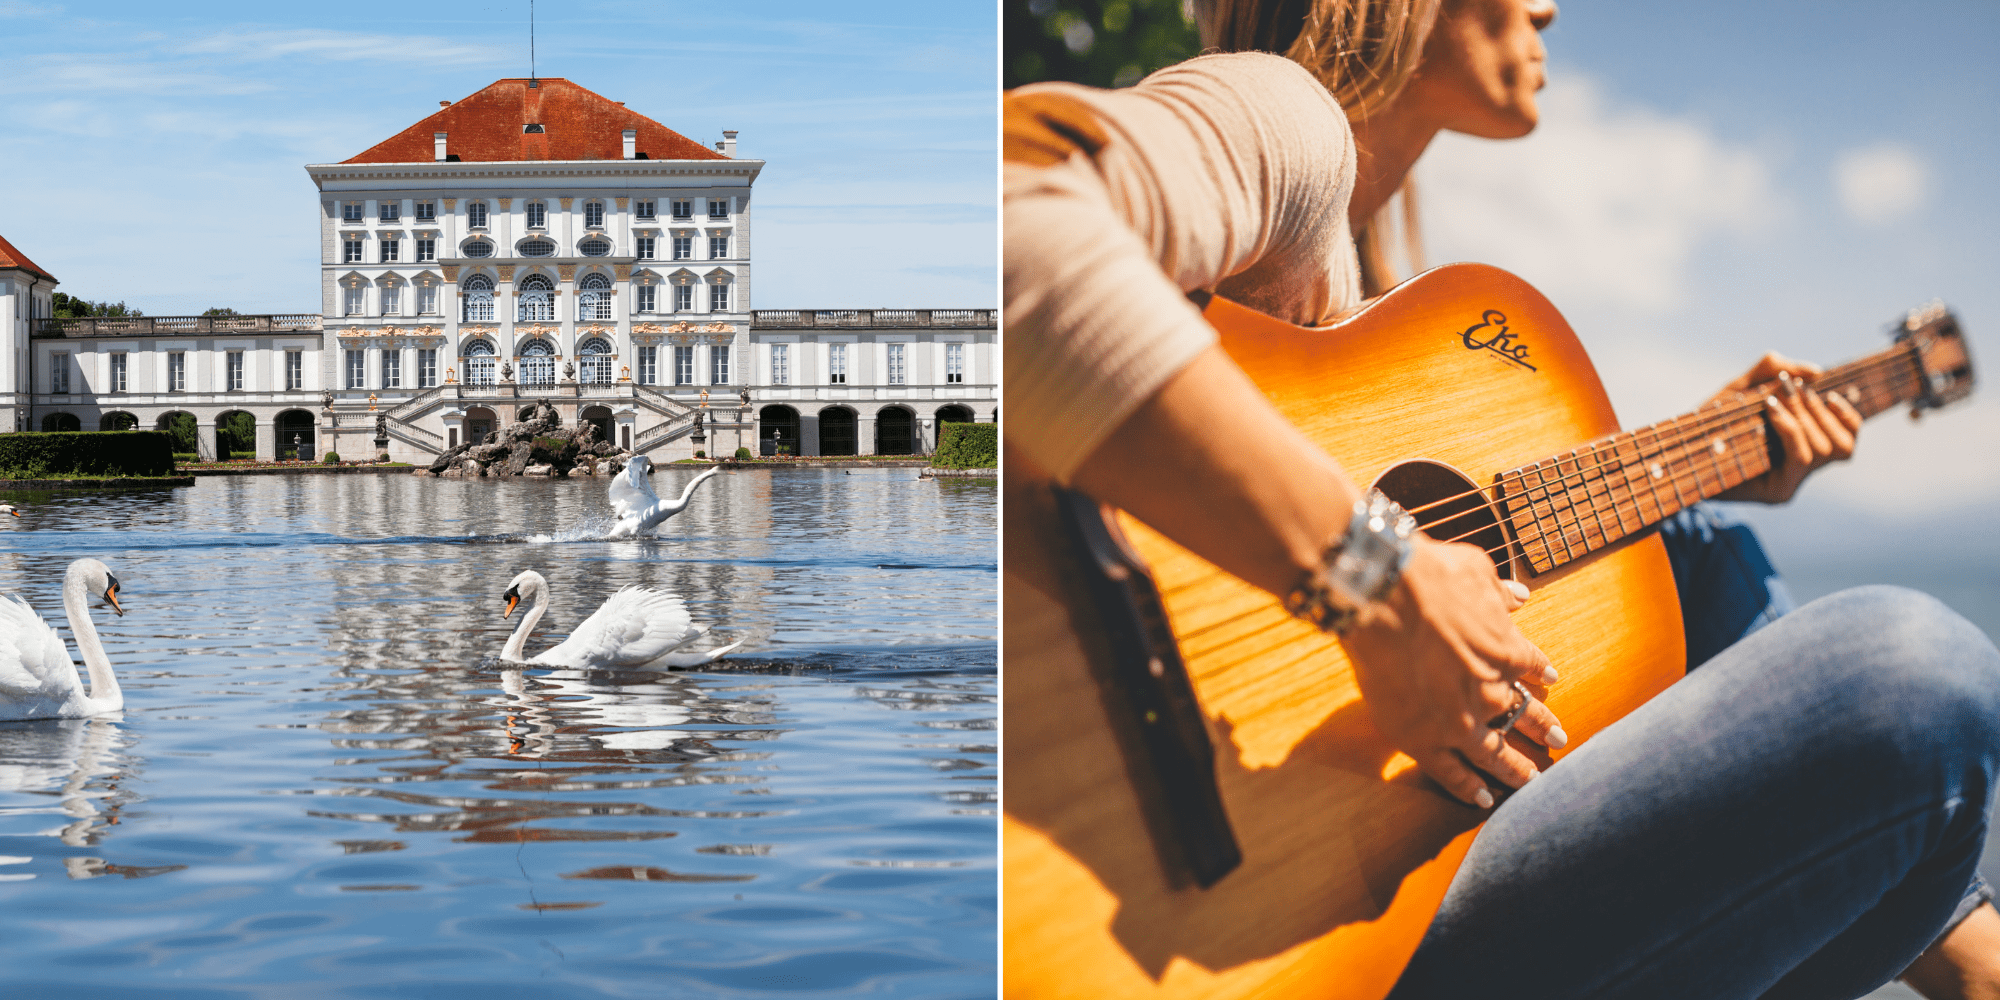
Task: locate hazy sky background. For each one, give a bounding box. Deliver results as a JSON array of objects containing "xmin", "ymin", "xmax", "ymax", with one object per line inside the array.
[
  {"xmin": 0, "ymin": 0, "xmax": 997, "ymax": 312},
  {"xmin": 1415, "ymin": 2, "xmax": 2000, "ymax": 636}
]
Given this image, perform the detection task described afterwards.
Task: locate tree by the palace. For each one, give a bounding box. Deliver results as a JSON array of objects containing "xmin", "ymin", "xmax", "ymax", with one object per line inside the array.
[{"xmin": 51, "ymin": 293, "xmax": 143, "ymax": 319}]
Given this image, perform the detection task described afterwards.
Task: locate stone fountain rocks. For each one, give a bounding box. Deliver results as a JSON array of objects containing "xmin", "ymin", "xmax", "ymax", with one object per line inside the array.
[{"xmin": 419, "ymin": 400, "xmax": 633, "ymax": 479}]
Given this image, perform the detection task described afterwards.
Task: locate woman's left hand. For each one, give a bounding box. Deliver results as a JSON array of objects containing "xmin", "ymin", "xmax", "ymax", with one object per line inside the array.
[{"xmin": 1711, "ymin": 352, "xmax": 1864, "ymax": 504}]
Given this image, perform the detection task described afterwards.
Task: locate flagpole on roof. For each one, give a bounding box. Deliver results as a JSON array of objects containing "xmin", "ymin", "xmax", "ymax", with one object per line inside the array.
[{"xmin": 530, "ymin": 0, "xmax": 537, "ymax": 88}]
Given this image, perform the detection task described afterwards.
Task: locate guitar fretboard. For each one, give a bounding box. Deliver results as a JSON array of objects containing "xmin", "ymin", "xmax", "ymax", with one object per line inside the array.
[{"xmin": 1496, "ymin": 342, "xmax": 1925, "ymax": 576}]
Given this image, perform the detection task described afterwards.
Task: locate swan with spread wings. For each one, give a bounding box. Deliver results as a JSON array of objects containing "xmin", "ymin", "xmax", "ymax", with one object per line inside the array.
[
  {"xmin": 0, "ymin": 559, "xmax": 126, "ymax": 721},
  {"xmin": 604, "ymin": 457, "xmax": 721, "ymax": 539},
  {"xmin": 499, "ymin": 570, "xmax": 743, "ymax": 668}
]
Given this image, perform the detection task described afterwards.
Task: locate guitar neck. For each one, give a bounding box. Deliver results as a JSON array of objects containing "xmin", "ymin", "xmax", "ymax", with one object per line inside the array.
[{"xmin": 1496, "ymin": 341, "xmax": 1923, "ymax": 576}]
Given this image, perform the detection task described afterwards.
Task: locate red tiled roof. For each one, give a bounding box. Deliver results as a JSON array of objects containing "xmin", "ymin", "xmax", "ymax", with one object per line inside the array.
[
  {"xmin": 0, "ymin": 233, "xmax": 55, "ymax": 283},
  {"xmin": 343, "ymin": 78, "xmax": 728, "ymax": 164}
]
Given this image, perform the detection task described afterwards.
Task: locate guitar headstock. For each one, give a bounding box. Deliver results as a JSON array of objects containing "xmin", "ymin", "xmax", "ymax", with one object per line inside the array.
[{"xmin": 1897, "ymin": 301, "xmax": 1975, "ymax": 413}]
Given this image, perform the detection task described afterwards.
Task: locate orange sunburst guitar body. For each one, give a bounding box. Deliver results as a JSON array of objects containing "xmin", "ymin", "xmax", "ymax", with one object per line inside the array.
[{"xmin": 1002, "ymin": 263, "xmax": 1974, "ymax": 999}]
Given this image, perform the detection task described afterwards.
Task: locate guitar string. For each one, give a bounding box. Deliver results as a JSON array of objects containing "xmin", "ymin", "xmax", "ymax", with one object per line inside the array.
[
  {"xmin": 1155, "ymin": 353, "xmax": 1921, "ymax": 638},
  {"xmin": 1385, "ymin": 350, "xmax": 1918, "ymax": 540}
]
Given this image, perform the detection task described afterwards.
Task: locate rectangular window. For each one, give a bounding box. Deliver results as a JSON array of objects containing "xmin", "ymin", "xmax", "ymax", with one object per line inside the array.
[
  {"xmin": 771, "ymin": 343, "xmax": 790, "ymax": 385},
  {"xmin": 51, "ymin": 352, "xmax": 69, "ymax": 394},
  {"xmin": 675, "ymin": 284, "xmax": 693, "ymax": 311},
  {"xmin": 110, "ymin": 353, "xmax": 127, "ymax": 392},
  {"xmin": 227, "ymin": 352, "xmax": 244, "ymax": 391},
  {"xmin": 381, "ymin": 284, "xmax": 401, "ymax": 316},
  {"xmin": 710, "ymin": 234, "xmax": 728, "ymax": 259},
  {"xmin": 675, "ymin": 345, "xmax": 695, "ymax": 385},
  {"xmin": 887, "ymin": 343, "xmax": 906, "ymax": 385},
  {"xmin": 829, "ymin": 343, "xmax": 847, "ymax": 384},
  {"xmin": 526, "ymin": 201, "xmax": 546, "ymax": 228},
  {"xmin": 418, "ymin": 349, "xmax": 438, "ymax": 388},
  {"xmin": 383, "ymin": 350, "xmax": 401, "ymax": 389},
  {"xmin": 673, "ymin": 236, "xmax": 692, "ymax": 260},
  {"xmin": 381, "ymin": 239, "xmax": 399, "ymax": 263},
  {"xmin": 711, "ymin": 345, "xmax": 730, "ymax": 385},
  {"xmin": 415, "ymin": 201, "xmax": 436, "ymax": 221},
  {"xmin": 636, "ymin": 284, "xmax": 657, "ymax": 313},
  {"xmin": 379, "ymin": 201, "xmax": 400, "ymax": 221},
  {"xmin": 638, "ymin": 346, "xmax": 658, "ymax": 385},
  {"xmin": 709, "ymin": 283, "xmax": 728, "ymax": 312},
  {"xmin": 342, "ymin": 202, "xmax": 363, "ymax": 222},
  {"xmin": 466, "ymin": 201, "xmax": 488, "ymax": 228},
  {"xmin": 585, "ymin": 201, "xmax": 605, "ymax": 227},
  {"xmin": 344, "ymin": 285, "xmax": 365, "ymax": 316},
  {"xmin": 168, "ymin": 352, "xmax": 186, "ymax": 392},
  {"xmin": 946, "ymin": 342, "xmax": 965, "ymax": 384},
  {"xmin": 418, "ymin": 284, "xmax": 438, "ymax": 315},
  {"xmin": 346, "ymin": 350, "xmax": 365, "ymax": 389},
  {"xmin": 635, "ymin": 199, "xmax": 656, "ymax": 220},
  {"xmin": 286, "ymin": 351, "xmax": 303, "ymax": 390},
  {"xmin": 708, "ymin": 199, "xmax": 729, "ymax": 219},
  {"xmin": 672, "ymin": 199, "xmax": 693, "ymax": 220},
  {"xmin": 343, "ymin": 239, "xmax": 364, "ymax": 263},
  {"xmin": 637, "ymin": 236, "xmax": 655, "ymax": 260},
  {"xmin": 416, "ymin": 238, "xmax": 435, "ymax": 262}
]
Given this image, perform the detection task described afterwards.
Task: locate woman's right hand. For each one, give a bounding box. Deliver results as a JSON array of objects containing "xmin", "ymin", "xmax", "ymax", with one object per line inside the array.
[{"xmin": 1340, "ymin": 535, "xmax": 1566, "ymax": 809}]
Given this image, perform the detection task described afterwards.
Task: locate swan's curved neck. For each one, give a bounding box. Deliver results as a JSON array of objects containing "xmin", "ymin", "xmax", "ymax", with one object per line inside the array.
[
  {"xmin": 661, "ymin": 466, "xmax": 720, "ymax": 516},
  {"xmin": 502, "ymin": 585, "xmax": 550, "ymax": 662},
  {"xmin": 63, "ymin": 569, "xmax": 119, "ymax": 708}
]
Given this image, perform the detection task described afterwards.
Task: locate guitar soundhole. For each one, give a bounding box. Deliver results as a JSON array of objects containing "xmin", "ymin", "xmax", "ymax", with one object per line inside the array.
[{"xmin": 1372, "ymin": 460, "xmax": 1512, "ymax": 580}]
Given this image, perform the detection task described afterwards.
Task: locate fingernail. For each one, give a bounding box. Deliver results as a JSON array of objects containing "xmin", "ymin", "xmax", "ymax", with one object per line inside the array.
[
  {"xmin": 1540, "ymin": 664, "xmax": 1559, "ymax": 685},
  {"xmin": 1474, "ymin": 788, "xmax": 1495, "ymax": 810},
  {"xmin": 1547, "ymin": 725, "xmax": 1568, "ymax": 749},
  {"xmin": 1766, "ymin": 396, "xmax": 1780, "ymax": 409},
  {"xmin": 1504, "ymin": 580, "xmax": 1531, "ymax": 602},
  {"xmin": 1522, "ymin": 767, "xmax": 1539, "ymax": 782}
]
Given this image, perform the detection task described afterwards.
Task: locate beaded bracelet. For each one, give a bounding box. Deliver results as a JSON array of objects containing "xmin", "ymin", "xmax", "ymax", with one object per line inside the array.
[{"xmin": 1283, "ymin": 489, "xmax": 1418, "ymax": 634}]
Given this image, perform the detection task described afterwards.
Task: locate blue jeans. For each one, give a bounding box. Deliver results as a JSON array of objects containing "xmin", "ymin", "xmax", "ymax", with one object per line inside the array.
[{"xmin": 1390, "ymin": 520, "xmax": 2000, "ymax": 998}]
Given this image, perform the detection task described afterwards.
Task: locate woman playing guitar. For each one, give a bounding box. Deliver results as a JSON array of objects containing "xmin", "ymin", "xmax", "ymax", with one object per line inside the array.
[{"xmin": 1004, "ymin": 1, "xmax": 2000, "ymax": 996}]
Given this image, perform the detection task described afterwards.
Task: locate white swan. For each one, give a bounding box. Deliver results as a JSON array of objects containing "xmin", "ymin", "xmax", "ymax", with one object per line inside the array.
[
  {"xmin": 500, "ymin": 570, "xmax": 742, "ymax": 668},
  {"xmin": 605, "ymin": 458, "xmax": 721, "ymax": 538},
  {"xmin": 0, "ymin": 505, "xmax": 21, "ymax": 517},
  {"xmin": 0, "ymin": 559, "xmax": 125, "ymax": 721}
]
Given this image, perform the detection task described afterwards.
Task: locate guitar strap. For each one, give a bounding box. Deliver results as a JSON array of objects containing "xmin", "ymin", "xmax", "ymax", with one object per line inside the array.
[{"xmin": 1053, "ymin": 485, "xmax": 1243, "ymax": 889}]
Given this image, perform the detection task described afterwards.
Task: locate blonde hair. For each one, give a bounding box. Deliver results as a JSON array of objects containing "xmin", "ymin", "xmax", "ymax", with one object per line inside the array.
[{"xmin": 1194, "ymin": 0, "xmax": 1438, "ymax": 295}]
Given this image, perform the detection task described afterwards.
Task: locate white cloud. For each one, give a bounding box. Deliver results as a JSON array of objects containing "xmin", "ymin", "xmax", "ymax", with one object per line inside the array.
[
  {"xmin": 1834, "ymin": 143, "xmax": 1928, "ymax": 225},
  {"xmin": 12, "ymin": 56, "xmax": 273, "ymax": 96},
  {"xmin": 1417, "ymin": 74, "xmax": 1774, "ymax": 314},
  {"xmin": 179, "ymin": 29, "xmax": 494, "ymax": 66}
]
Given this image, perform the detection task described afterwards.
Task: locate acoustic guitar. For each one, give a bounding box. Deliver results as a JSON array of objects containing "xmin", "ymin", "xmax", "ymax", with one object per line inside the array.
[{"xmin": 1002, "ymin": 263, "xmax": 1974, "ymax": 999}]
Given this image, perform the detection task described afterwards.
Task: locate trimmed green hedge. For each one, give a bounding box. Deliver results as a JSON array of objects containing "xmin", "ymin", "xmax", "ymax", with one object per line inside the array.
[
  {"xmin": 0, "ymin": 431, "xmax": 176, "ymax": 479},
  {"xmin": 933, "ymin": 422, "xmax": 997, "ymax": 469}
]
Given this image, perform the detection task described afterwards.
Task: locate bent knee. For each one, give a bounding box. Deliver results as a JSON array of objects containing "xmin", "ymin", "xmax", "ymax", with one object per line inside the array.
[{"xmin": 1808, "ymin": 585, "xmax": 2000, "ymax": 747}]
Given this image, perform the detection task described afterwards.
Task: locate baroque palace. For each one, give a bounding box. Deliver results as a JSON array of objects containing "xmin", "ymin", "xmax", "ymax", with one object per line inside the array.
[{"xmin": 6, "ymin": 78, "xmax": 995, "ymax": 461}]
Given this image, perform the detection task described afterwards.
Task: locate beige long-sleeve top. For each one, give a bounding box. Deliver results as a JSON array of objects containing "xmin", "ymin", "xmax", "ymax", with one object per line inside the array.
[{"xmin": 1004, "ymin": 52, "xmax": 1365, "ymax": 483}]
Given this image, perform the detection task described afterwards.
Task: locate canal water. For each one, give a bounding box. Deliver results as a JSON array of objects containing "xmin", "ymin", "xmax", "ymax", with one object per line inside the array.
[{"xmin": 0, "ymin": 468, "xmax": 996, "ymax": 997}]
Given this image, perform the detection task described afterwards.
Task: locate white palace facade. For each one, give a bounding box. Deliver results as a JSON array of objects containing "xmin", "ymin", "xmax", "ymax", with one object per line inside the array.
[{"xmin": 13, "ymin": 78, "xmax": 996, "ymax": 461}]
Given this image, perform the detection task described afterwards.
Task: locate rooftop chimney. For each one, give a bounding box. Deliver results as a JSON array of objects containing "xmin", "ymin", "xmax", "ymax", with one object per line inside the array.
[
  {"xmin": 722, "ymin": 130, "xmax": 738, "ymax": 158},
  {"xmin": 434, "ymin": 132, "xmax": 448, "ymax": 162},
  {"xmin": 439, "ymin": 100, "xmax": 451, "ymax": 108},
  {"xmin": 622, "ymin": 128, "xmax": 636, "ymax": 160}
]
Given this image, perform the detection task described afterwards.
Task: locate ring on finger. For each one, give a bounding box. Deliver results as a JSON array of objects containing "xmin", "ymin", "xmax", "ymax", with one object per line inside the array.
[{"xmin": 1486, "ymin": 680, "xmax": 1530, "ymax": 734}]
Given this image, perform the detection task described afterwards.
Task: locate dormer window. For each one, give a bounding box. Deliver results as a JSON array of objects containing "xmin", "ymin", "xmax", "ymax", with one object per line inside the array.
[
  {"xmin": 525, "ymin": 201, "xmax": 547, "ymax": 229},
  {"xmin": 523, "ymin": 123, "xmax": 545, "ymax": 133}
]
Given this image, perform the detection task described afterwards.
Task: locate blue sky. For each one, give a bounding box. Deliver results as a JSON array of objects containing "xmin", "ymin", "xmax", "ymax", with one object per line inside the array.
[
  {"xmin": 0, "ymin": 0, "xmax": 997, "ymax": 312},
  {"xmin": 1411, "ymin": 1, "xmax": 2000, "ymax": 631}
]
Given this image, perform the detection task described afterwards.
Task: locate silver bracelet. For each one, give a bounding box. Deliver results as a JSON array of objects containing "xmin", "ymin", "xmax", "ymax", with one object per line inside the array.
[{"xmin": 1284, "ymin": 489, "xmax": 1418, "ymax": 634}]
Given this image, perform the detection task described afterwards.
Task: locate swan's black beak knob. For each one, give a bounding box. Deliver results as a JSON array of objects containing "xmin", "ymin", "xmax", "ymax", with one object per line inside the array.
[
  {"xmin": 503, "ymin": 586, "xmax": 521, "ymax": 619},
  {"xmin": 104, "ymin": 579, "xmax": 124, "ymax": 617}
]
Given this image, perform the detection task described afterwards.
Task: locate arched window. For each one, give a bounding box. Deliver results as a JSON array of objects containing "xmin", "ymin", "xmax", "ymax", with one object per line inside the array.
[
  {"xmin": 578, "ymin": 272, "xmax": 613, "ymax": 320},
  {"xmin": 463, "ymin": 274, "xmax": 494, "ymax": 322},
  {"xmin": 517, "ymin": 273, "xmax": 554, "ymax": 322},
  {"xmin": 579, "ymin": 337, "xmax": 613, "ymax": 385},
  {"xmin": 462, "ymin": 339, "xmax": 496, "ymax": 386},
  {"xmin": 518, "ymin": 338, "xmax": 555, "ymax": 386},
  {"xmin": 578, "ymin": 238, "xmax": 611, "ymax": 257},
  {"xmin": 462, "ymin": 239, "xmax": 494, "ymax": 258}
]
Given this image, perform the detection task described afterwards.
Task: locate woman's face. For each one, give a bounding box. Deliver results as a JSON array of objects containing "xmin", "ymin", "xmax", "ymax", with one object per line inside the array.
[{"xmin": 1406, "ymin": 0, "xmax": 1558, "ymax": 139}]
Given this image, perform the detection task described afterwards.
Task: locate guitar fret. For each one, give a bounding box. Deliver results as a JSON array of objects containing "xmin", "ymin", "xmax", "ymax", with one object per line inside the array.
[
  {"xmin": 1576, "ymin": 446, "xmax": 1614, "ymax": 552},
  {"xmin": 1531, "ymin": 461, "xmax": 1576, "ymax": 566}
]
